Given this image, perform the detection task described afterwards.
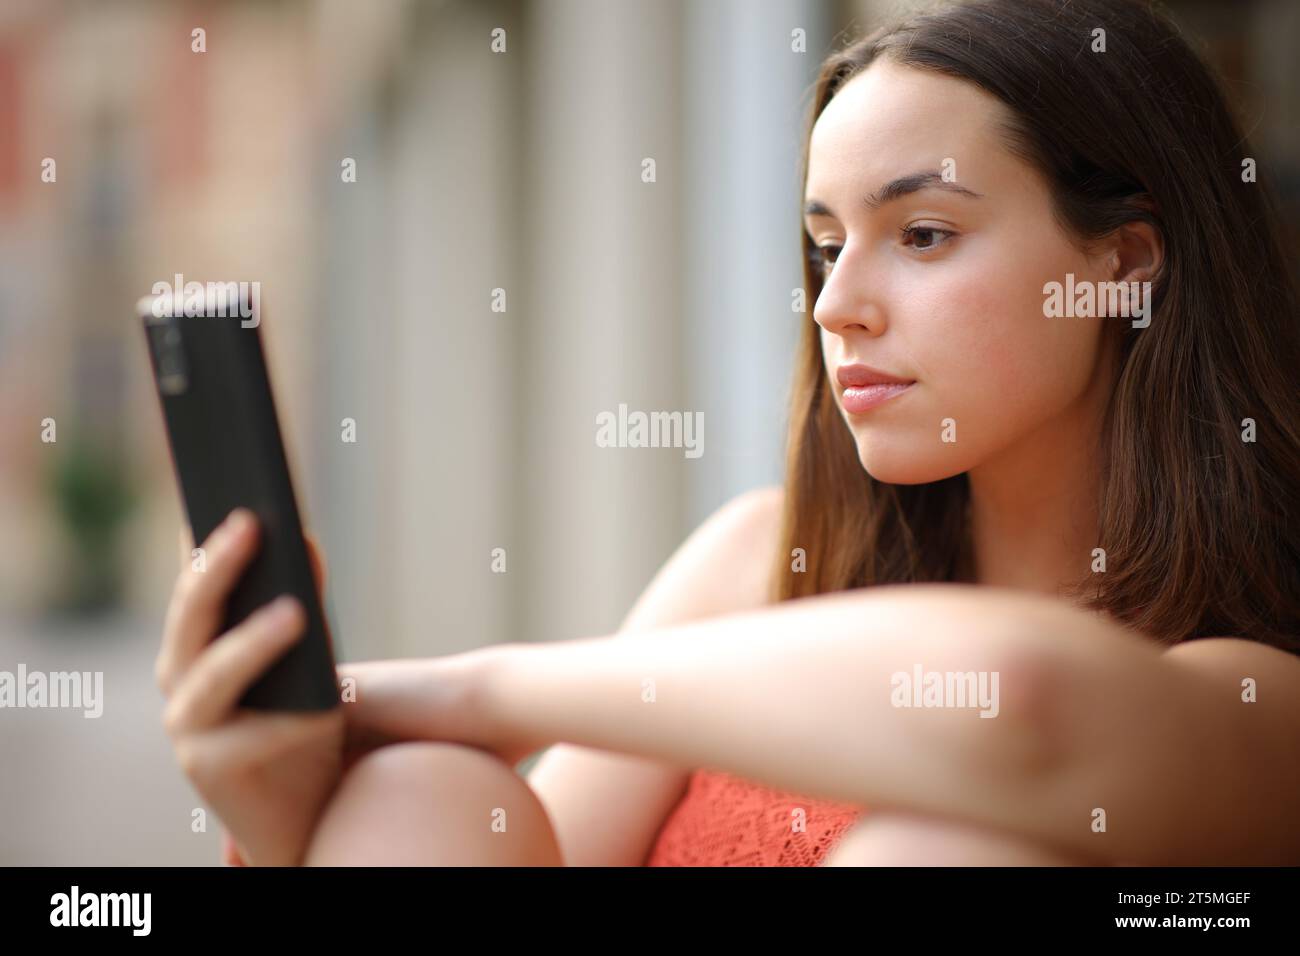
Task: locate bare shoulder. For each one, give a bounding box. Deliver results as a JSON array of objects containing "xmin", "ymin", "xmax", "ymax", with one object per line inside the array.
[
  {"xmin": 1163, "ymin": 635, "xmax": 1300, "ymax": 682},
  {"xmin": 1162, "ymin": 637, "xmax": 1300, "ymax": 735},
  {"xmin": 619, "ymin": 485, "xmax": 785, "ymax": 631}
]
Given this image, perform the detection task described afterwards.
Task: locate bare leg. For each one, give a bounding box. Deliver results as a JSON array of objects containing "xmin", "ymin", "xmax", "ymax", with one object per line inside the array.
[
  {"xmin": 303, "ymin": 741, "xmax": 563, "ymax": 866},
  {"xmin": 822, "ymin": 811, "xmax": 1088, "ymax": 866}
]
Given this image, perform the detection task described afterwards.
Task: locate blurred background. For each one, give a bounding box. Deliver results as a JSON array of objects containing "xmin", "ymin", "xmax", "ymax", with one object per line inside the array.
[{"xmin": 1, "ymin": 0, "xmax": 1297, "ymax": 865}]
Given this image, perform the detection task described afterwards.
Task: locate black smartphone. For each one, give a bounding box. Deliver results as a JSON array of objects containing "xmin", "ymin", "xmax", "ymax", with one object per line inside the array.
[{"xmin": 139, "ymin": 287, "xmax": 339, "ymax": 712}]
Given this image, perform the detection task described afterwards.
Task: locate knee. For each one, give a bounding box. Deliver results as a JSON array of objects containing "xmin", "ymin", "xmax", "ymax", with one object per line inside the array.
[
  {"xmin": 304, "ymin": 741, "xmax": 561, "ymax": 866},
  {"xmin": 822, "ymin": 811, "xmax": 1082, "ymax": 867}
]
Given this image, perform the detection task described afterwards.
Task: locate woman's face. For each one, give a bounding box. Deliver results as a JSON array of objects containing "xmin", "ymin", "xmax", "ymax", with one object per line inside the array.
[{"xmin": 804, "ymin": 58, "xmax": 1115, "ymax": 485}]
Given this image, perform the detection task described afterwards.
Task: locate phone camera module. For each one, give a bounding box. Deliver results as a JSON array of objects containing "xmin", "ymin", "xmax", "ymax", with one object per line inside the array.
[{"xmin": 152, "ymin": 322, "xmax": 190, "ymax": 396}]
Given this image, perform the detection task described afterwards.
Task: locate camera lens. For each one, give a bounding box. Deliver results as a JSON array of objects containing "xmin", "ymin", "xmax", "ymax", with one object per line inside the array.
[{"xmin": 152, "ymin": 321, "xmax": 189, "ymax": 395}]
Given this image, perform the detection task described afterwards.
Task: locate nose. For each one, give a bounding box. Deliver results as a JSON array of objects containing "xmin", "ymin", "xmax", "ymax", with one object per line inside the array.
[{"xmin": 812, "ymin": 242, "xmax": 887, "ymax": 338}]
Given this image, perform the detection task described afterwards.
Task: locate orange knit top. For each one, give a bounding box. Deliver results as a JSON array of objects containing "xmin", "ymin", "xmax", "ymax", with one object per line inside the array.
[{"xmin": 644, "ymin": 767, "xmax": 864, "ymax": 866}]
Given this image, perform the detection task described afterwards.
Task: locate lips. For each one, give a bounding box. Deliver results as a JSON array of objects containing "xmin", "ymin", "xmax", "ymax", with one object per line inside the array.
[
  {"xmin": 836, "ymin": 363, "xmax": 915, "ymax": 414},
  {"xmin": 836, "ymin": 364, "xmax": 914, "ymax": 388}
]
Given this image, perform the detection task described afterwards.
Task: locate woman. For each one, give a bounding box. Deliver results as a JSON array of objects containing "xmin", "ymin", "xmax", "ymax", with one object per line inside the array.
[{"xmin": 156, "ymin": 0, "xmax": 1300, "ymax": 867}]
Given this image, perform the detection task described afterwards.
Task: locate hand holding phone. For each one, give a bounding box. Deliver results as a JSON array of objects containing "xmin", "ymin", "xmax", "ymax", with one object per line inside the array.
[
  {"xmin": 142, "ymin": 289, "xmax": 345, "ymax": 864},
  {"xmin": 157, "ymin": 509, "xmax": 345, "ymax": 866}
]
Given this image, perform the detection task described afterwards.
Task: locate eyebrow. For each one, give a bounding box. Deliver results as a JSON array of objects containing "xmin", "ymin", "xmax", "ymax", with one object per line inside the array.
[{"xmin": 803, "ymin": 170, "xmax": 983, "ymax": 221}]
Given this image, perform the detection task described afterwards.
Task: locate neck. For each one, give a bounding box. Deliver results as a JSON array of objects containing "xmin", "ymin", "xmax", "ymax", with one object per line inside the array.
[{"xmin": 966, "ymin": 397, "xmax": 1107, "ymax": 599}]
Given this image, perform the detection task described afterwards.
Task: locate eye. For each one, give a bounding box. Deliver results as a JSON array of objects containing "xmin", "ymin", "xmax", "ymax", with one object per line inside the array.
[
  {"xmin": 900, "ymin": 225, "xmax": 955, "ymax": 252},
  {"xmin": 807, "ymin": 243, "xmax": 842, "ymax": 277}
]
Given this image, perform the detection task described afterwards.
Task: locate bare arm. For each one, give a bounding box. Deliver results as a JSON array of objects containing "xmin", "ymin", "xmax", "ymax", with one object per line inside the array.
[{"xmin": 479, "ymin": 583, "xmax": 1300, "ymax": 865}]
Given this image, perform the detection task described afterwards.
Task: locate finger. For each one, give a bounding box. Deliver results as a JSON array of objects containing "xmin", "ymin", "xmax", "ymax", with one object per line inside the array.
[
  {"xmin": 160, "ymin": 509, "xmax": 260, "ymax": 691},
  {"xmin": 177, "ymin": 708, "xmax": 338, "ymax": 791},
  {"xmin": 304, "ymin": 532, "xmax": 327, "ymax": 594},
  {"xmin": 165, "ymin": 595, "xmax": 306, "ymax": 732},
  {"xmin": 158, "ymin": 509, "xmax": 261, "ymax": 695},
  {"xmin": 204, "ymin": 709, "xmax": 340, "ymax": 768}
]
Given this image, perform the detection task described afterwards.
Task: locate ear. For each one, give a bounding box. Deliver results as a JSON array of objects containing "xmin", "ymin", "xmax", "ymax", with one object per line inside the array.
[{"xmin": 1103, "ymin": 219, "xmax": 1164, "ymax": 287}]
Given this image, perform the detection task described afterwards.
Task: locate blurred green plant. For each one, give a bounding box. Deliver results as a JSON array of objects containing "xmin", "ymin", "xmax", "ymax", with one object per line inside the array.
[{"xmin": 48, "ymin": 431, "xmax": 139, "ymax": 615}]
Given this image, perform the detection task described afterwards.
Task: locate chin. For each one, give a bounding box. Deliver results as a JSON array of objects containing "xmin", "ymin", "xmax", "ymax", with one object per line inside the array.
[{"xmin": 851, "ymin": 435, "xmax": 971, "ymax": 486}]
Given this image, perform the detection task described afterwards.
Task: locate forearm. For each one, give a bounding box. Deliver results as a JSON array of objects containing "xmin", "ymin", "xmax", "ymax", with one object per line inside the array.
[
  {"xmin": 483, "ymin": 584, "xmax": 1102, "ymax": 848},
  {"xmin": 342, "ymin": 584, "xmax": 1291, "ymax": 865}
]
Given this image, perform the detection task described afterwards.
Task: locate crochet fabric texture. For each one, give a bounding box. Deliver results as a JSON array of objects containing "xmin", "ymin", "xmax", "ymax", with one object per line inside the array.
[{"xmin": 644, "ymin": 767, "xmax": 863, "ymax": 866}]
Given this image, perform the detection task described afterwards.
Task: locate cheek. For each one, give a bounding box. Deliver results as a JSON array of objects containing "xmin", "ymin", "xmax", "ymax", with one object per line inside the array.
[
  {"xmin": 861, "ymin": 259, "xmax": 1103, "ymax": 482},
  {"xmin": 914, "ymin": 242, "xmax": 1103, "ymax": 409}
]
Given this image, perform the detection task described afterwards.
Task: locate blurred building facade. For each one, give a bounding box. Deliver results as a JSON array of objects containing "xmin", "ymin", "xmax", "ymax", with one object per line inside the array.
[{"xmin": 1, "ymin": 0, "xmax": 834, "ymax": 660}]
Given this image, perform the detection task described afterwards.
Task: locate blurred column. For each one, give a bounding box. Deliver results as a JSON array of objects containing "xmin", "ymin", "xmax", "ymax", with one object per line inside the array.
[
  {"xmin": 312, "ymin": 0, "xmax": 523, "ymax": 659},
  {"xmin": 384, "ymin": 1, "xmax": 522, "ymax": 657},
  {"xmin": 681, "ymin": 0, "xmax": 829, "ymax": 527},
  {"xmin": 517, "ymin": 0, "xmax": 686, "ymax": 643}
]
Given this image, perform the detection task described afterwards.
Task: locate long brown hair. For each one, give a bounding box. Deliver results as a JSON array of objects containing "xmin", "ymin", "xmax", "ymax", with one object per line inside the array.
[{"xmin": 774, "ymin": 0, "xmax": 1300, "ymax": 652}]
